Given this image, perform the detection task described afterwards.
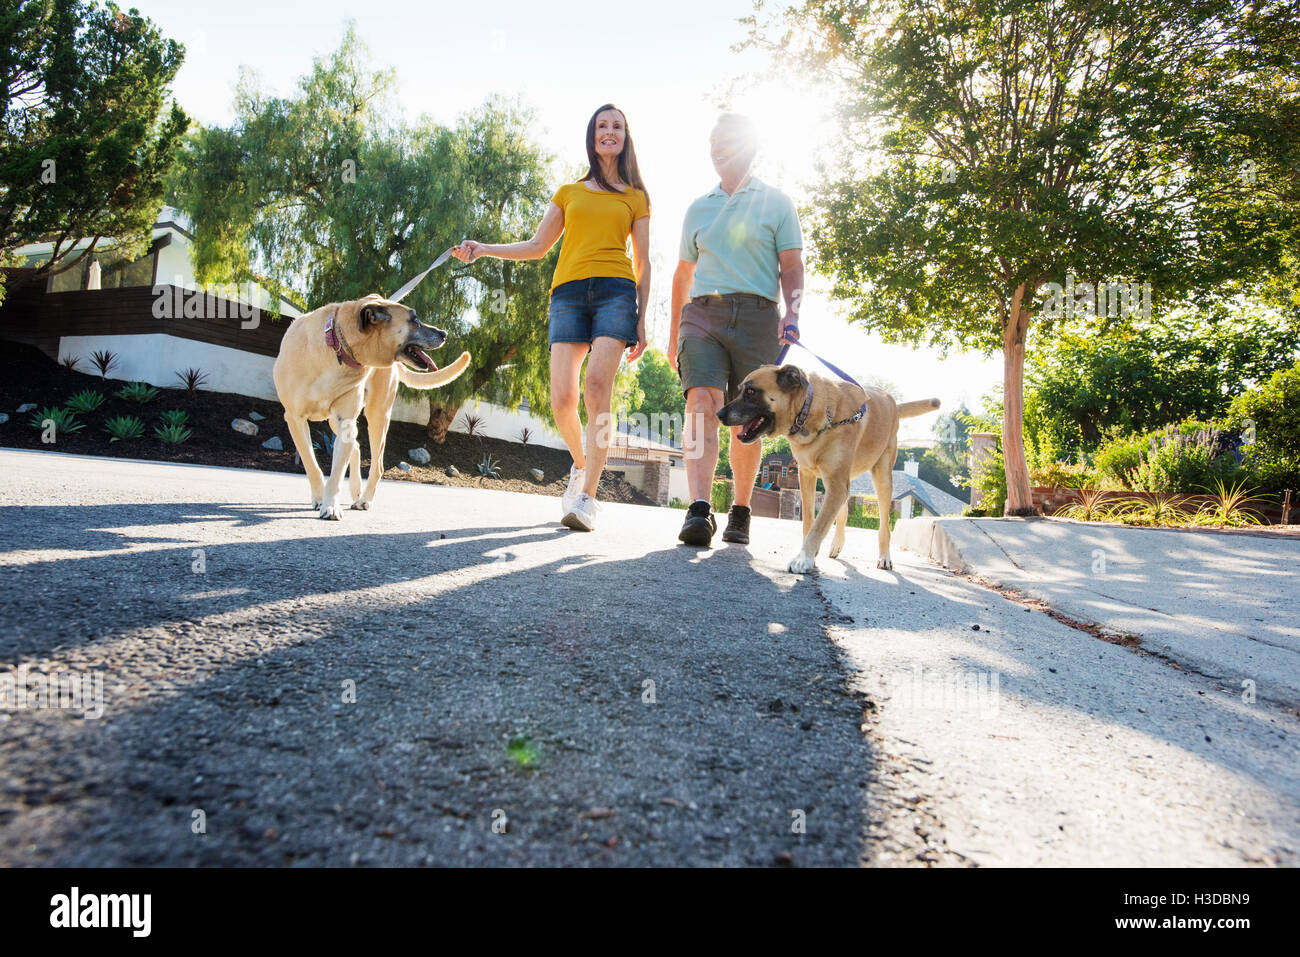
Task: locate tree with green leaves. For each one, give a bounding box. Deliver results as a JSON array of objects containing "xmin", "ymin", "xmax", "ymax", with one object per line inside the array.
[
  {"xmin": 166, "ymin": 24, "xmax": 556, "ymax": 441},
  {"xmin": 0, "ymin": 0, "xmax": 188, "ymax": 303},
  {"xmin": 749, "ymin": 0, "xmax": 1300, "ymax": 513}
]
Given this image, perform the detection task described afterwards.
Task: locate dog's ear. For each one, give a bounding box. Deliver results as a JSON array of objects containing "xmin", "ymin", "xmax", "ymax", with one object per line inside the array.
[
  {"xmin": 359, "ymin": 304, "xmax": 392, "ymax": 329},
  {"xmin": 776, "ymin": 364, "xmax": 807, "ymax": 393}
]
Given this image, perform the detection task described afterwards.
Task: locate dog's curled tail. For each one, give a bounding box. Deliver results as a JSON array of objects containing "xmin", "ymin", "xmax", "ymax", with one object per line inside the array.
[
  {"xmin": 897, "ymin": 397, "xmax": 941, "ymax": 419},
  {"xmin": 397, "ymin": 351, "xmax": 471, "ymax": 390}
]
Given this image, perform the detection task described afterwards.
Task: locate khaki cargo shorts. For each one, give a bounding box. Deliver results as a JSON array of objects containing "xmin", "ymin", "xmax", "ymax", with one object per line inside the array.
[{"xmin": 676, "ymin": 293, "xmax": 781, "ymax": 400}]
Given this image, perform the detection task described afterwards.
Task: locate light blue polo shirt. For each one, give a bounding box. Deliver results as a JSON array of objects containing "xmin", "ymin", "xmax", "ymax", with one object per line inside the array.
[{"xmin": 679, "ymin": 176, "xmax": 803, "ymax": 302}]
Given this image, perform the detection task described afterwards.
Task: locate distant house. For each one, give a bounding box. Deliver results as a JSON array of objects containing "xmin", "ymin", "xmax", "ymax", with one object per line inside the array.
[
  {"xmin": 1, "ymin": 206, "xmax": 303, "ymax": 401},
  {"xmin": 759, "ymin": 452, "xmax": 799, "ymax": 489},
  {"xmin": 850, "ymin": 469, "xmax": 968, "ymax": 517}
]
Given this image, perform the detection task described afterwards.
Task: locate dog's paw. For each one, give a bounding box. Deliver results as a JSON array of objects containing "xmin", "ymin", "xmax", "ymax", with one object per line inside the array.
[
  {"xmin": 787, "ymin": 553, "xmax": 817, "ymax": 575},
  {"xmin": 350, "ymin": 500, "xmax": 371, "ymax": 511},
  {"xmin": 877, "ymin": 555, "xmax": 893, "ymax": 570},
  {"xmin": 318, "ymin": 502, "xmax": 343, "ymax": 521},
  {"xmin": 829, "ymin": 540, "xmax": 845, "ymax": 559}
]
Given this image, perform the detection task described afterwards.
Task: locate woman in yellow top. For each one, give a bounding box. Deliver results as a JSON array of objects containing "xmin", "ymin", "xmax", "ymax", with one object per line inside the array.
[{"xmin": 453, "ymin": 103, "xmax": 650, "ymax": 532}]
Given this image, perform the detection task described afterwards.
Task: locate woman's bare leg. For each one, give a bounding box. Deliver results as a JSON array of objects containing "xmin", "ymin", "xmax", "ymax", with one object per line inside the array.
[
  {"xmin": 581, "ymin": 336, "xmax": 629, "ymax": 498},
  {"xmin": 549, "ymin": 342, "xmax": 590, "ymax": 470}
]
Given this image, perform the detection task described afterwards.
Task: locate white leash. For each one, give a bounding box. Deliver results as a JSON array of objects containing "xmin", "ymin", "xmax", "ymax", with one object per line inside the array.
[{"xmin": 389, "ymin": 247, "xmax": 456, "ymax": 302}]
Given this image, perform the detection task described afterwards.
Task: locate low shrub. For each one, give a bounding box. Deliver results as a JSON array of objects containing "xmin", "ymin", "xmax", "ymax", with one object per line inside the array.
[
  {"xmin": 1127, "ymin": 423, "xmax": 1243, "ymax": 493},
  {"xmin": 65, "ymin": 390, "xmax": 106, "ymax": 414},
  {"xmin": 1093, "ymin": 420, "xmax": 1244, "ymax": 493},
  {"xmin": 1223, "ymin": 361, "xmax": 1300, "ymax": 499},
  {"xmin": 154, "ymin": 422, "xmax": 193, "ymax": 445},
  {"xmin": 116, "ymin": 381, "xmax": 161, "ymax": 404},
  {"xmin": 968, "ymin": 446, "xmax": 1007, "ymax": 517},
  {"xmin": 158, "ymin": 409, "xmax": 189, "ymax": 429},
  {"xmin": 28, "ymin": 406, "xmax": 84, "ymax": 435},
  {"xmin": 105, "ymin": 415, "xmax": 145, "ymax": 442},
  {"xmin": 1030, "ymin": 461, "xmax": 1096, "ymax": 489}
]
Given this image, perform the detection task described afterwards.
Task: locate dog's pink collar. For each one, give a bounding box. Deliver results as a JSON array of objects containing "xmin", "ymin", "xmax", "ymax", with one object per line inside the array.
[{"xmin": 324, "ymin": 311, "xmax": 363, "ymax": 369}]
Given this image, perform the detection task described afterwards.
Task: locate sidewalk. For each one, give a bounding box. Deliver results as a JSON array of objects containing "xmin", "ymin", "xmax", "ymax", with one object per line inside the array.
[{"xmin": 893, "ymin": 517, "xmax": 1300, "ymax": 707}]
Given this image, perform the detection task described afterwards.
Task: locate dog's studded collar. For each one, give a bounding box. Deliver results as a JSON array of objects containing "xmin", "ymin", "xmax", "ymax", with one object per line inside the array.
[
  {"xmin": 324, "ymin": 310, "xmax": 363, "ymax": 369},
  {"xmin": 789, "ymin": 385, "xmax": 816, "ymax": 435},
  {"xmin": 790, "ymin": 382, "xmax": 867, "ymax": 437}
]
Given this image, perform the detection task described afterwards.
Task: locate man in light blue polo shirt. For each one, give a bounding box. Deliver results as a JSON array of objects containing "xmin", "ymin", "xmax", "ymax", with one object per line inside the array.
[{"xmin": 669, "ymin": 113, "xmax": 805, "ymax": 547}]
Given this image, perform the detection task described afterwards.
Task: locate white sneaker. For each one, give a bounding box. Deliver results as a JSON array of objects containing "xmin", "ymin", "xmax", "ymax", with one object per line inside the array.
[
  {"xmin": 562, "ymin": 492, "xmax": 598, "ymax": 531},
  {"xmin": 562, "ymin": 464, "xmax": 586, "ymax": 514}
]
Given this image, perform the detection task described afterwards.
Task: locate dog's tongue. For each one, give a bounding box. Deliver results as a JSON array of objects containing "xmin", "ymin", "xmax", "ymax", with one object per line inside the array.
[
  {"xmin": 745, "ymin": 416, "xmax": 763, "ymax": 434},
  {"xmin": 409, "ymin": 346, "xmax": 437, "ymax": 370}
]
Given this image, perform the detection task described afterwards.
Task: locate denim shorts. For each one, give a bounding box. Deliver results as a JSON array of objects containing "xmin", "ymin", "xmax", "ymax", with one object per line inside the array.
[{"xmin": 548, "ymin": 276, "xmax": 639, "ymax": 347}]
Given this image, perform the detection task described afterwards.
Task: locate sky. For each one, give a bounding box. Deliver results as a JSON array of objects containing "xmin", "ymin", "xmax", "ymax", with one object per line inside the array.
[{"xmin": 140, "ymin": 0, "xmax": 1001, "ymax": 439}]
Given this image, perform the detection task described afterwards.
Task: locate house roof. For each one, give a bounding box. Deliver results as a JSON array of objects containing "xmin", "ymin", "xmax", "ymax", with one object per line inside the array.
[
  {"xmin": 612, "ymin": 420, "xmax": 681, "ymax": 455},
  {"xmin": 850, "ymin": 470, "xmax": 968, "ymax": 516}
]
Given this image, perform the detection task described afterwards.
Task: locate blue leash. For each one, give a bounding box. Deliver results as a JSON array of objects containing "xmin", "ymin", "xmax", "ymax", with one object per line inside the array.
[{"xmin": 776, "ymin": 328, "xmax": 868, "ymax": 420}]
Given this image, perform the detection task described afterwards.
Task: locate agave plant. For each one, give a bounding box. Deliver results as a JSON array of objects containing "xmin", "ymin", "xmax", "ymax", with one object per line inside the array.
[
  {"xmin": 89, "ymin": 349, "xmax": 118, "ymax": 379},
  {"xmin": 158, "ymin": 409, "xmax": 189, "ymax": 429},
  {"xmin": 28, "ymin": 406, "xmax": 84, "ymax": 435},
  {"xmin": 175, "ymin": 367, "xmax": 210, "ymax": 395},
  {"xmin": 1054, "ymin": 488, "xmax": 1117, "ymax": 522},
  {"xmin": 1194, "ymin": 479, "xmax": 1266, "ymax": 527},
  {"xmin": 65, "ymin": 390, "xmax": 106, "ymax": 414},
  {"xmin": 154, "ymin": 422, "xmax": 193, "ymax": 445},
  {"xmin": 104, "ymin": 415, "xmax": 145, "ymax": 442},
  {"xmin": 116, "ymin": 381, "xmax": 161, "ymax": 403},
  {"xmin": 313, "ymin": 427, "xmax": 336, "ymax": 458},
  {"xmin": 476, "ymin": 453, "xmax": 502, "ymax": 479}
]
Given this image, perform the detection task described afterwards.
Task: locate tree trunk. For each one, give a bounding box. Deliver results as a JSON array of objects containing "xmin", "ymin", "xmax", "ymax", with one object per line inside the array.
[
  {"xmin": 1002, "ymin": 283, "xmax": 1037, "ymax": 516},
  {"xmin": 425, "ymin": 402, "xmax": 456, "ymax": 443},
  {"xmin": 424, "ymin": 342, "xmax": 518, "ymax": 443}
]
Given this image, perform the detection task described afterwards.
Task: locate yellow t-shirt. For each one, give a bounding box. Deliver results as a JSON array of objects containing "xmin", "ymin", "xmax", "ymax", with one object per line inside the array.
[{"xmin": 549, "ymin": 181, "xmax": 650, "ymax": 291}]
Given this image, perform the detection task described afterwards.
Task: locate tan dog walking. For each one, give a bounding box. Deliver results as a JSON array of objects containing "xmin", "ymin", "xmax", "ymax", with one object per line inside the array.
[
  {"xmin": 273, "ymin": 293, "xmax": 470, "ymax": 520},
  {"xmin": 718, "ymin": 363, "xmax": 939, "ymax": 573}
]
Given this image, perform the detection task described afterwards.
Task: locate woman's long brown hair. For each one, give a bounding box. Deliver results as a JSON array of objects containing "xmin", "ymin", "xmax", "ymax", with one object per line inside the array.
[{"xmin": 582, "ymin": 103, "xmax": 650, "ymax": 209}]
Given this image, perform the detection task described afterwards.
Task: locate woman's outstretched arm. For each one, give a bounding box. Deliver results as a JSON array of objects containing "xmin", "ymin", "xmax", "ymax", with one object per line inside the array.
[{"xmin": 453, "ymin": 202, "xmax": 564, "ymax": 263}]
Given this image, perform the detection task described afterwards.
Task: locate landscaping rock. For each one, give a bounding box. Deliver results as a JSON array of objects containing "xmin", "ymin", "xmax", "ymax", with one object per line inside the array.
[
  {"xmin": 16, "ymin": 403, "xmax": 36, "ymax": 414},
  {"xmin": 408, "ymin": 447, "xmax": 431, "ymax": 466},
  {"xmin": 398, "ymin": 462, "xmax": 411, "ymax": 472},
  {"xmin": 530, "ymin": 468, "xmax": 544, "ymax": 482},
  {"xmin": 445, "ymin": 465, "xmax": 459, "ymax": 477},
  {"xmin": 0, "ymin": 414, "xmax": 8, "ymax": 425},
  {"xmin": 231, "ymin": 418, "xmax": 259, "ymax": 436},
  {"xmin": 248, "ymin": 411, "xmax": 265, "ymax": 422},
  {"xmin": 262, "ymin": 436, "xmax": 283, "ymax": 451}
]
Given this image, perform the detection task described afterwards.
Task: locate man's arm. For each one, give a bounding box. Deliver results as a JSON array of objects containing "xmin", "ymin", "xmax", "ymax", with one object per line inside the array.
[
  {"xmin": 778, "ymin": 247, "xmax": 804, "ymax": 341},
  {"xmin": 669, "ymin": 258, "xmax": 696, "ymax": 372}
]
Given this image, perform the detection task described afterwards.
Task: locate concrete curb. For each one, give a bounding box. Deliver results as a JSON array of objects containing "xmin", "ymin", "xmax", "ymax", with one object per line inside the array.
[{"xmin": 892, "ymin": 517, "xmax": 969, "ymax": 572}]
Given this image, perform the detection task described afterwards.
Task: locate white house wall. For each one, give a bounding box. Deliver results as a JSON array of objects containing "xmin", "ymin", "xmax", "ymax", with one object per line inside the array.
[
  {"xmin": 58, "ymin": 334, "xmax": 280, "ymax": 402},
  {"xmin": 57, "ymin": 331, "xmax": 569, "ymax": 449}
]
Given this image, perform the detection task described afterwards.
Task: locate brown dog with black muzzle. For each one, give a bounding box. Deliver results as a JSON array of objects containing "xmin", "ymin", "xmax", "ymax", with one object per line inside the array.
[
  {"xmin": 273, "ymin": 293, "xmax": 470, "ymax": 520},
  {"xmin": 718, "ymin": 364, "xmax": 939, "ymax": 573}
]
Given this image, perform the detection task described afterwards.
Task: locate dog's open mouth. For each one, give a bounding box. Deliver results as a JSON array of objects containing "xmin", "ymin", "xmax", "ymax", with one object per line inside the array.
[
  {"xmin": 400, "ymin": 344, "xmax": 438, "ymax": 372},
  {"xmin": 737, "ymin": 413, "xmax": 772, "ymax": 444}
]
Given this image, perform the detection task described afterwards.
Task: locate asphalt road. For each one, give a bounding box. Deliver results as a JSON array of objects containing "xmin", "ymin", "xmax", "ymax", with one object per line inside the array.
[{"xmin": 1, "ymin": 448, "xmax": 1296, "ymax": 866}]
